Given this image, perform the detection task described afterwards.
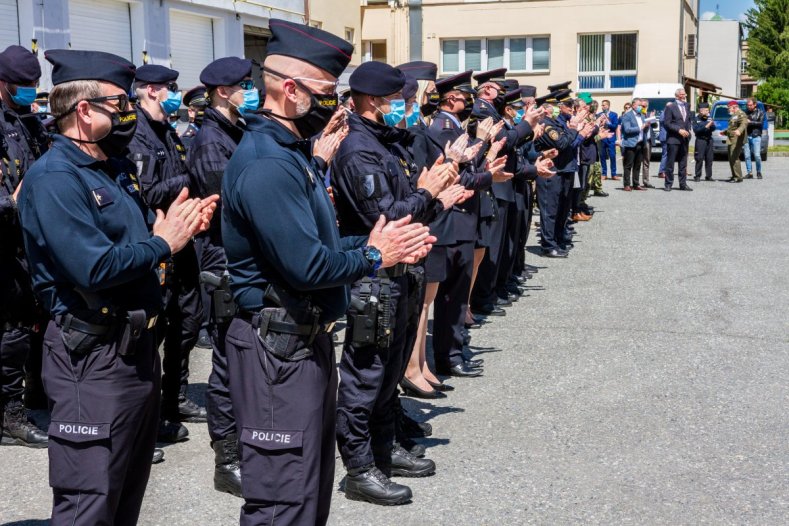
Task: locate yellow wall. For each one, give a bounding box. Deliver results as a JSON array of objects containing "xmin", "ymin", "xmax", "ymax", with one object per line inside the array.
[{"xmin": 309, "ymin": 0, "xmax": 362, "ymax": 65}]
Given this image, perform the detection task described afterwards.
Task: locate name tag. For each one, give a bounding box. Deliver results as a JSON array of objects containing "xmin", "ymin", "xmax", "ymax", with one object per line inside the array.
[
  {"xmin": 49, "ymin": 421, "xmax": 110, "ymax": 442},
  {"xmin": 241, "ymin": 427, "xmax": 303, "ymax": 450}
]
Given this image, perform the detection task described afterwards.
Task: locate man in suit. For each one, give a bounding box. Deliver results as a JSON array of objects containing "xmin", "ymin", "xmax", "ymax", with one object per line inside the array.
[
  {"xmin": 598, "ymin": 99, "xmax": 618, "ymax": 180},
  {"xmin": 662, "ymin": 88, "xmax": 693, "ymax": 191},
  {"xmin": 619, "ymin": 98, "xmax": 649, "ymax": 191}
]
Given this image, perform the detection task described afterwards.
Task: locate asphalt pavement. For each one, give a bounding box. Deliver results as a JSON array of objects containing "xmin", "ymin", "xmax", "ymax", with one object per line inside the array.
[{"xmin": 1, "ymin": 157, "xmax": 787, "ymax": 526}]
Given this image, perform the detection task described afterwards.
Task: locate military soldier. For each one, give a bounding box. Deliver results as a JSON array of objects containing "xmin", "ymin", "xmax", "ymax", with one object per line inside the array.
[
  {"xmin": 127, "ymin": 64, "xmax": 206, "ymax": 442},
  {"xmin": 331, "ymin": 60, "xmax": 458, "ymax": 505},
  {"xmin": 0, "ymin": 44, "xmax": 49, "ymax": 448},
  {"xmin": 187, "ymin": 56, "xmax": 256, "ymax": 498},
  {"xmin": 221, "ymin": 20, "xmax": 434, "ymax": 525},
  {"xmin": 725, "ymin": 100, "xmax": 748, "ymax": 183},
  {"xmin": 180, "ymin": 85, "xmax": 207, "ymax": 149},
  {"xmin": 18, "ymin": 48, "xmax": 217, "ymax": 526},
  {"xmin": 692, "ymin": 102, "xmax": 716, "ymax": 181}
]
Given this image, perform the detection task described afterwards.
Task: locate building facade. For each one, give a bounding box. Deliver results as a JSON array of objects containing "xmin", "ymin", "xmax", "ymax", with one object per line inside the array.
[
  {"xmin": 697, "ymin": 17, "xmax": 742, "ymax": 99},
  {"xmin": 740, "ymin": 40, "xmax": 757, "ymax": 99},
  {"xmin": 0, "ymin": 0, "xmax": 360, "ymax": 90},
  {"xmin": 362, "ymin": 0, "xmax": 700, "ymax": 109}
]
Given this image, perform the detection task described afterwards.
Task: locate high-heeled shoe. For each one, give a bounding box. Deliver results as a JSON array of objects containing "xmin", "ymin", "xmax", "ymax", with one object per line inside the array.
[
  {"xmin": 427, "ymin": 379, "xmax": 454, "ymax": 392},
  {"xmin": 399, "ymin": 377, "xmax": 446, "ymax": 399}
]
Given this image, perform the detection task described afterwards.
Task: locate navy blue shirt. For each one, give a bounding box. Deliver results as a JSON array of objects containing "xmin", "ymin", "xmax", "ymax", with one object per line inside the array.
[
  {"xmin": 535, "ymin": 114, "xmax": 583, "ymax": 173},
  {"xmin": 18, "ymin": 135, "xmax": 171, "ymax": 317},
  {"xmin": 221, "ymin": 114, "xmax": 371, "ymax": 322}
]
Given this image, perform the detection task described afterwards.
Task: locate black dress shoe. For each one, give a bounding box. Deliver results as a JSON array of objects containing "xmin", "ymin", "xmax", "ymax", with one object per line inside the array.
[
  {"xmin": 399, "ymin": 437, "xmax": 426, "ymax": 458},
  {"xmin": 679, "ymin": 185, "xmax": 693, "ymax": 191},
  {"xmin": 644, "ymin": 183, "xmax": 656, "ymax": 188},
  {"xmin": 495, "ymin": 296, "xmax": 512, "ymax": 307},
  {"xmin": 471, "ymin": 304, "xmax": 506, "ymax": 317},
  {"xmin": 158, "ymin": 419, "xmax": 189, "ymax": 443},
  {"xmin": 399, "ymin": 378, "xmax": 446, "ymax": 399},
  {"xmin": 464, "ymin": 320, "xmax": 481, "ymax": 329},
  {"xmin": 562, "ymin": 243, "xmax": 574, "ymax": 250},
  {"xmin": 382, "ymin": 445, "xmax": 436, "ymax": 478},
  {"xmin": 593, "ymin": 191, "xmax": 609, "ymax": 197},
  {"xmin": 178, "ymin": 397, "xmax": 207, "ymax": 423},
  {"xmin": 437, "ymin": 363, "xmax": 483, "ymax": 377},
  {"xmin": 463, "ymin": 358, "xmax": 484, "ymax": 368},
  {"xmin": 427, "ymin": 379, "xmax": 454, "ymax": 392},
  {"xmin": 152, "ymin": 448, "xmax": 165, "ymax": 464},
  {"xmin": 397, "ymin": 411, "xmax": 432, "ymax": 438},
  {"xmin": 195, "ymin": 331, "xmax": 212, "ymax": 349},
  {"xmin": 693, "ymin": 177, "xmax": 700, "ymax": 182},
  {"xmin": 541, "ymin": 248, "xmax": 568, "ymax": 258},
  {"xmin": 664, "ymin": 186, "xmax": 672, "ymax": 191},
  {"xmin": 343, "ymin": 467, "xmax": 412, "ymax": 506}
]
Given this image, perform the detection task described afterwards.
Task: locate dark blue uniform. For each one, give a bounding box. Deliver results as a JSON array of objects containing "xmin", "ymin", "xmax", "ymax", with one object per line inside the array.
[
  {"xmin": 18, "ymin": 134, "xmax": 166, "ymax": 525},
  {"xmin": 574, "ymin": 120, "xmax": 599, "ymax": 216},
  {"xmin": 187, "ymin": 106, "xmax": 245, "ymax": 444},
  {"xmin": 180, "ymin": 122, "xmax": 200, "ymax": 150},
  {"xmin": 692, "ymin": 113, "xmax": 716, "ymax": 180},
  {"xmin": 331, "ymin": 113, "xmax": 438, "ymax": 471},
  {"xmin": 534, "ymin": 114, "xmax": 584, "ymax": 252},
  {"xmin": 222, "ymin": 113, "xmax": 372, "ymax": 525},
  {"xmin": 427, "ymin": 111, "xmax": 492, "ymax": 371},
  {"xmin": 127, "ymin": 106, "xmax": 202, "ymax": 424},
  {"xmin": 1, "ymin": 99, "xmax": 49, "ymax": 444}
]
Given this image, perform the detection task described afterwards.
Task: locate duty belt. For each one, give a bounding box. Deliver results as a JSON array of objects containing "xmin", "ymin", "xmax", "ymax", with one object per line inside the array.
[
  {"xmin": 238, "ymin": 311, "xmax": 335, "ymax": 338},
  {"xmin": 377, "ymin": 262, "xmax": 407, "ymax": 279},
  {"xmin": 54, "ymin": 312, "xmax": 158, "ymax": 335}
]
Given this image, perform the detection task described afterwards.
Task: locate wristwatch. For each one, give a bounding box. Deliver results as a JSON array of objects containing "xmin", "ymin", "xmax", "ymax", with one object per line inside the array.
[{"xmin": 362, "ymin": 245, "xmax": 383, "ymax": 275}]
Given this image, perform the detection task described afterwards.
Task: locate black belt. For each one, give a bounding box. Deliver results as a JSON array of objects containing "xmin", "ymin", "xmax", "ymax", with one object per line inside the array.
[
  {"xmin": 55, "ymin": 312, "xmax": 158, "ymax": 335},
  {"xmin": 237, "ymin": 310, "xmax": 335, "ymax": 336},
  {"xmin": 377, "ymin": 263, "xmax": 407, "ymax": 279}
]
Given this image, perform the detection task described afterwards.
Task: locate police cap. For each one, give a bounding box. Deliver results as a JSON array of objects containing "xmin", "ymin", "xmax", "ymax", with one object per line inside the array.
[
  {"xmin": 473, "ymin": 68, "xmax": 507, "ymax": 86},
  {"xmin": 267, "ymin": 20, "xmax": 353, "ymax": 78},
  {"xmin": 200, "ymin": 57, "xmax": 252, "ymax": 88},
  {"xmin": 135, "ymin": 64, "xmax": 179, "ymax": 84},
  {"xmin": 0, "ymin": 45, "xmax": 41, "ymax": 84},
  {"xmin": 183, "ymin": 85, "xmax": 208, "ymax": 108},
  {"xmin": 698, "ymin": 102, "xmax": 710, "ymax": 109},
  {"xmin": 34, "ymin": 92, "xmax": 49, "ymax": 103},
  {"xmin": 436, "ymin": 70, "xmax": 476, "ymax": 95},
  {"xmin": 402, "ymin": 74, "xmax": 419, "ymax": 100},
  {"xmin": 547, "ymin": 81, "xmax": 572, "ymax": 92},
  {"xmin": 45, "ymin": 49, "xmax": 136, "ymax": 90},
  {"xmin": 504, "ymin": 89, "xmax": 523, "ymax": 106},
  {"xmin": 520, "ymin": 85, "xmax": 537, "ymax": 98},
  {"xmin": 349, "ymin": 61, "xmax": 405, "ymax": 97},
  {"xmin": 396, "ymin": 61, "xmax": 437, "ymax": 81},
  {"xmin": 500, "ymin": 79, "xmax": 519, "ymax": 92}
]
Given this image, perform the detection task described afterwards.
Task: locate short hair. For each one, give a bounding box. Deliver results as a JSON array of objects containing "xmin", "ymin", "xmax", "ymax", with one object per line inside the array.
[
  {"xmin": 631, "ymin": 97, "xmax": 640, "ymax": 105},
  {"xmin": 675, "ymin": 88, "xmax": 685, "ymax": 97},
  {"xmin": 747, "ymin": 97, "xmax": 757, "ymax": 105},
  {"xmin": 601, "ymin": 99, "xmax": 610, "ymax": 105},
  {"xmin": 49, "ymin": 79, "xmax": 102, "ymax": 128}
]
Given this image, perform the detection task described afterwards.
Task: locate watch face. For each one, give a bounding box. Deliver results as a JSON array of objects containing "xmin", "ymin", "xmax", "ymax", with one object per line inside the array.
[{"xmin": 367, "ymin": 246, "xmax": 382, "ymax": 261}]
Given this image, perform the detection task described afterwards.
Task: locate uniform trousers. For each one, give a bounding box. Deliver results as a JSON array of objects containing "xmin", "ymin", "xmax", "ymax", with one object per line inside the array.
[
  {"xmin": 496, "ymin": 200, "xmax": 522, "ymax": 296},
  {"xmin": 728, "ymin": 138, "xmax": 745, "ymax": 181},
  {"xmin": 537, "ymin": 172, "xmax": 573, "ymax": 251},
  {"xmin": 471, "ymin": 200, "xmax": 509, "ymax": 307},
  {"xmin": 0, "ymin": 327, "xmax": 31, "ymax": 408},
  {"xmin": 337, "ymin": 275, "xmax": 409, "ymax": 469},
  {"xmin": 664, "ymin": 141, "xmax": 689, "ymax": 188},
  {"xmin": 600, "ymin": 138, "xmax": 617, "ymax": 176},
  {"xmin": 43, "ymin": 320, "xmax": 160, "ymax": 526},
  {"xmin": 433, "ymin": 241, "xmax": 474, "ymax": 369},
  {"xmin": 694, "ymin": 138, "xmax": 714, "ymax": 180},
  {"xmin": 226, "ymin": 319, "xmax": 336, "ymax": 526}
]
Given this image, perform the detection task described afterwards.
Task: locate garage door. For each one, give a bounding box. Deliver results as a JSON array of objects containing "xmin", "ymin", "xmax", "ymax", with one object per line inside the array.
[
  {"xmin": 0, "ymin": 0, "xmax": 20, "ymax": 49},
  {"xmin": 69, "ymin": 0, "xmax": 132, "ymax": 61},
  {"xmin": 170, "ymin": 11, "xmax": 214, "ymax": 88}
]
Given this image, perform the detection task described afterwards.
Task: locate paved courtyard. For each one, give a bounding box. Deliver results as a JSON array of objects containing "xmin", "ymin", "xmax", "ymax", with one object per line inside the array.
[{"xmin": 1, "ymin": 157, "xmax": 787, "ymax": 525}]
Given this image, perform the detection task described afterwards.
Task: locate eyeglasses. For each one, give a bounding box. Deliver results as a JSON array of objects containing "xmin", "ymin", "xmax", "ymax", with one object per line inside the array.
[
  {"xmin": 238, "ymin": 79, "xmax": 255, "ymax": 90},
  {"xmin": 85, "ymin": 94, "xmax": 130, "ymax": 112},
  {"xmin": 262, "ymin": 66, "xmax": 339, "ymax": 94}
]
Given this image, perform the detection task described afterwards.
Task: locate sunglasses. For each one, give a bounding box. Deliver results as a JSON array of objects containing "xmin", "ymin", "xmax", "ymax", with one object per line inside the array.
[
  {"xmin": 85, "ymin": 94, "xmax": 130, "ymax": 112},
  {"xmin": 238, "ymin": 79, "xmax": 255, "ymax": 90}
]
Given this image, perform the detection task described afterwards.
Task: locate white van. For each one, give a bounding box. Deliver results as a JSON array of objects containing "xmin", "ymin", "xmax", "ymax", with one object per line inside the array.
[{"xmin": 632, "ymin": 83, "xmax": 684, "ymax": 157}]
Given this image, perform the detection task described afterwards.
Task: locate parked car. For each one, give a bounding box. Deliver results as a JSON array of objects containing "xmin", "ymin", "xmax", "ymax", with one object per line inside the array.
[{"xmin": 710, "ymin": 99, "xmax": 768, "ymax": 161}]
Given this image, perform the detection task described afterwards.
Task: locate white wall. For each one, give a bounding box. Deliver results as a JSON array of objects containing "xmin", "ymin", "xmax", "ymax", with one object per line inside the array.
[{"xmin": 697, "ymin": 20, "xmax": 741, "ymax": 97}]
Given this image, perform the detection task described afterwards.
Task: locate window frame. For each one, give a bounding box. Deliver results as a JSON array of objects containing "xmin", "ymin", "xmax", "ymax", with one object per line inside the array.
[
  {"xmin": 577, "ymin": 31, "xmax": 638, "ymax": 93},
  {"xmin": 439, "ymin": 36, "xmax": 551, "ymax": 75}
]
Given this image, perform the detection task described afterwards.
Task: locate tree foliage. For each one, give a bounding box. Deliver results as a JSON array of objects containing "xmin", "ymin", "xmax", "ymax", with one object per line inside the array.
[{"xmin": 744, "ymin": 0, "xmax": 789, "ymax": 119}]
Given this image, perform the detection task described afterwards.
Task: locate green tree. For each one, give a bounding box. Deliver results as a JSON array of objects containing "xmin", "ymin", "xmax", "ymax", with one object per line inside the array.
[{"xmin": 744, "ymin": 0, "xmax": 789, "ymax": 123}]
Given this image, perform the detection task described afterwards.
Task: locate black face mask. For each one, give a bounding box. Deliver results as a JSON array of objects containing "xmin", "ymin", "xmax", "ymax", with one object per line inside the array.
[
  {"xmin": 62, "ymin": 107, "xmax": 138, "ymax": 158},
  {"xmin": 420, "ymin": 92, "xmax": 440, "ymax": 117},
  {"xmin": 261, "ymin": 68, "xmax": 339, "ymax": 139},
  {"xmin": 493, "ymin": 88, "xmax": 506, "ymax": 110},
  {"xmin": 458, "ymin": 98, "xmax": 474, "ymax": 122}
]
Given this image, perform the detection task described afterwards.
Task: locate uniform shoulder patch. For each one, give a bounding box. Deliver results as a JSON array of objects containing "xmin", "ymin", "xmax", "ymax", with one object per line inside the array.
[{"xmin": 548, "ymin": 128, "xmax": 560, "ymax": 141}]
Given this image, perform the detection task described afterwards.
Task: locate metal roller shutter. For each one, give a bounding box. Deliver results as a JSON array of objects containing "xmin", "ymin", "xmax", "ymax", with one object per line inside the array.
[
  {"xmin": 69, "ymin": 0, "xmax": 132, "ymax": 61},
  {"xmin": 170, "ymin": 11, "xmax": 214, "ymax": 89},
  {"xmin": 0, "ymin": 0, "xmax": 20, "ymax": 49}
]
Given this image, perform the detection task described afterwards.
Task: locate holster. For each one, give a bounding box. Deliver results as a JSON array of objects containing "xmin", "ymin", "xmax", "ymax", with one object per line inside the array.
[{"xmin": 117, "ymin": 309, "xmax": 147, "ymax": 357}]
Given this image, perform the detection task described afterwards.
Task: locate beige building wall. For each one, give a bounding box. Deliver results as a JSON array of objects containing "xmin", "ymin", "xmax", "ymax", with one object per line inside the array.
[
  {"xmin": 362, "ymin": 0, "xmax": 699, "ymax": 110},
  {"xmin": 309, "ymin": 0, "xmax": 362, "ymax": 65}
]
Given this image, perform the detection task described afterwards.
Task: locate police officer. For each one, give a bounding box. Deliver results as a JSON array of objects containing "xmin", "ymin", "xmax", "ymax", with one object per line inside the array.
[
  {"xmin": 534, "ymin": 89, "xmax": 594, "ymax": 258},
  {"xmin": 725, "ymin": 100, "xmax": 748, "ymax": 183},
  {"xmin": 17, "ymin": 48, "xmax": 217, "ymax": 526},
  {"xmin": 127, "ymin": 64, "xmax": 206, "ymax": 442},
  {"xmin": 188, "ymin": 56, "xmax": 255, "ymax": 497},
  {"xmin": 692, "ymin": 102, "xmax": 716, "ymax": 182},
  {"xmin": 331, "ymin": 61, "xmax": 455, "ymax": 505},
  {"xmin": 221, "ymin": 20, "xmax": 434, "ymax": 524},
  {"xmin": 180, "ymin": 85, "xmax": 207, "ymax": 149},
  {"xmin": 0, "ymin": 44, "xmax": 49, "ymax": 448}
]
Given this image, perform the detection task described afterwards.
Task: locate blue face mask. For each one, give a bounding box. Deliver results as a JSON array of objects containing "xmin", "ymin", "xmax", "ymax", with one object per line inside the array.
[
  {"xmin": 236, "ymin": 89, "xmax": 259, "ymax": 115},
  {"xmin": 381, "ymin": 98, "xmax": 406, "ymax": 127},
  {"xmin": 405, "ymin": 102, "xmax": 420, "ymax": 127},
  {"xmin": 10, "ymin": 86, "xmax": 37, "ymax": 107},
  {"xmin": 160, "ymin": 90, "xmax": 182, "ymax": 115},
  {"xmin": 37, "ymin": 105, "xmax": 48, "ymax": 114},
  {"xmin": 514, "ymin": 109, "xmax": 525, "ymax": 124}
]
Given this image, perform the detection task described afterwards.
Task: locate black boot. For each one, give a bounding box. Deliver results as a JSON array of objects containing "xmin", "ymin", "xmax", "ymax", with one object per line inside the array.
[
  {"xmin": 1, "ymin": 400, "xmax": 48, "ymax": 448},
  {"xmin": 178, "ymin": 396, "xmax": 207, "ymax": 423},
  {"xmin": 342, "ymin": 466, "xmax": 412, "ymax": 506},
  {"xmin": 157, "ymin": 419, "xmax": 189, "ymax": 443},
  {"xmin": 152, "ymin": 448, "xmax": 165, "ymax": 464},
  {"xmin": 213, "ymin": 433, "xmax": 243, "ymax": 497},
  {"xmin": 396, "ymin": 407, "xmax": 432, "ymax": 438},
  {"xmin": 377, "ymin": 445, "xmax": 436, "ymax": 478},
  {"xmin": 397, "ymin": 437, "xmax": 426, "ymax": 458}
]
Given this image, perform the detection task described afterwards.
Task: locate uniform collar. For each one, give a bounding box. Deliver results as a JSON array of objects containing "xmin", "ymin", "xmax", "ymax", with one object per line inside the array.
[
  {"xmin": 203, "ymin": 107, "xmax": 245, "ymax": 141},
  {"xmin": 438, "ymin": 110, "xmax": 462, "ymax": 128},
  {"xmin": 350, "ymin": 112, "xmax": 410, "ymax": 145},
  {"xmin": 245, "ymin": 113, "xmax": 312, "ymax": 152},
  {"xmin": 137, "ymin": 106, "xmax": 171, "ymax": 132},
  {"xmin": 50, "ymin": 133, "xmax": 106, "ymax": 168}
]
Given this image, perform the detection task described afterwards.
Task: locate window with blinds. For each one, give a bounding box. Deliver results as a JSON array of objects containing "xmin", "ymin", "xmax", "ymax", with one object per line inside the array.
[
  {"xmin": 440, "ymin": 36, "xmax": 550, "ymax": 74},
  {"xmin": 579, "ymin": 32, "xmax": 637, "ymax": 91}
]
